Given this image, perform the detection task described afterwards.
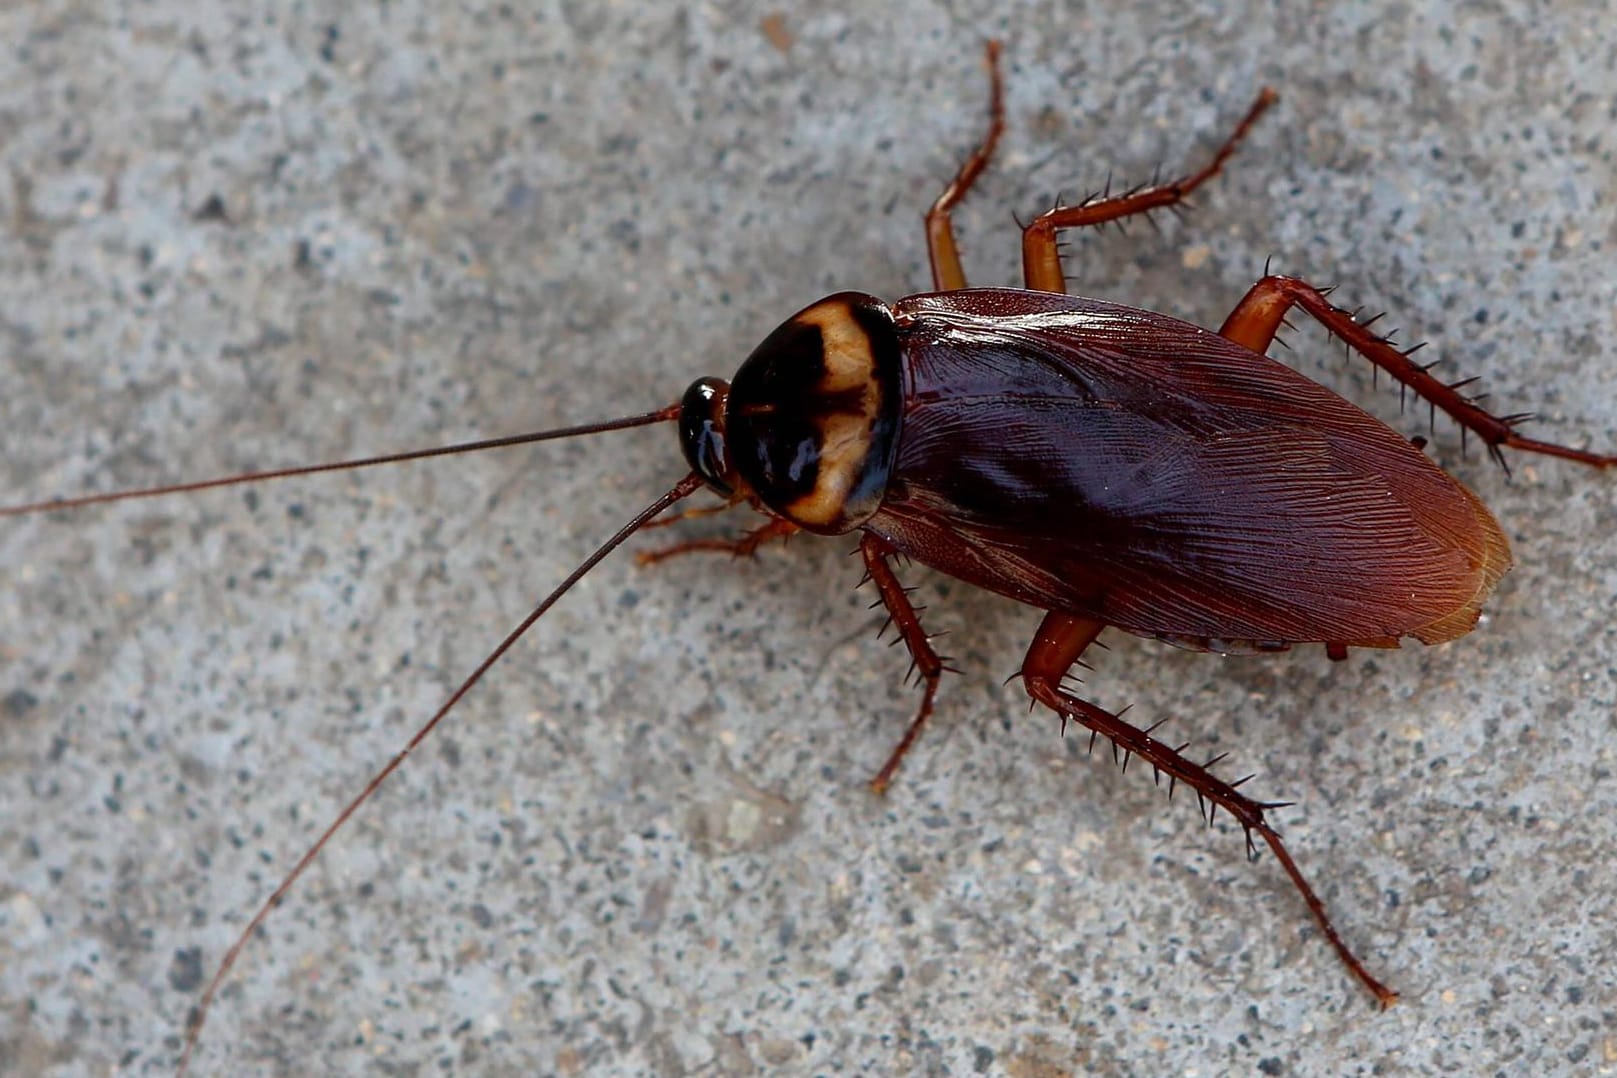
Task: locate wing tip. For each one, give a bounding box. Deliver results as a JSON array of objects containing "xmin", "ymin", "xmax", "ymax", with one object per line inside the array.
[{"xmin": 1410, "ymin": 483, "xmax": 1514, "ymax": 646}]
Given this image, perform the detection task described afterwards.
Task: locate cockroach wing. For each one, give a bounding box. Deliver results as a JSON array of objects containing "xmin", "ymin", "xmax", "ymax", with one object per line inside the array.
[{"xmin": 867, "ymin": 289, "xmax": 1511, "ymax": 650}]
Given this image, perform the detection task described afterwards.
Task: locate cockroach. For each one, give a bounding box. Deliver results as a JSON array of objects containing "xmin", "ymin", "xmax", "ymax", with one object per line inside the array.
[{"xmin": 6, "ymin": 41, "xmax": 1613, "ymax": 1072}]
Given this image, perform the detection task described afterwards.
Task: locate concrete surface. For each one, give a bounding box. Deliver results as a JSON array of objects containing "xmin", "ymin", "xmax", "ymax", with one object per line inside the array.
[{"xmin": 3, "ymin": 2, "xmax": 1615, "ymax": 1075}]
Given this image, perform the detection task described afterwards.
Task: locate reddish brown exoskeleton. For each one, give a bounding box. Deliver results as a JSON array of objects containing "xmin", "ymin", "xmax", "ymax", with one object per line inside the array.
[{"xmin": 5, "ymin": 41, "xmax": 1613, "ymax": 1071}]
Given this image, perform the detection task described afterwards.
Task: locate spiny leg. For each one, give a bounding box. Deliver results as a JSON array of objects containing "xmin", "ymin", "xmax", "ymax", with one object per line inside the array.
[
  {"xmin": 924, "ymin": 40, "xmax": 1005, "ymax": 292},
  {"xmin": 1021, "ymin": 88, "xmax": 1277, "ymax": 294},
  {"xmin": 860, "ymin": 534, "xmax": 956, "ymax": 794},
  {"xmin": 1220, "ymin": 274, "xmax": 1617, "ymax": 469},
  {"xmin": 636, "ymin": 516, "xmax": 798, "ymax": 566},
  {"xmin": 1020, "ymin": 610, "xmax": 1399, "ymax": 1007}
]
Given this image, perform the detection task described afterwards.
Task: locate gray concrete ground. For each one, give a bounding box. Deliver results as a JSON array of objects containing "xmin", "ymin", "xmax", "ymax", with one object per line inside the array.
[{"xmin": 3, "ymin": 2, "xmax": 1615, "ymax": 1075}]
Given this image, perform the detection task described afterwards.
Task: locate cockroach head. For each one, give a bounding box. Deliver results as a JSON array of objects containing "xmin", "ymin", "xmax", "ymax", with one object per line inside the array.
[
  {"xmin": 681, "ymin": 292, "xmax": 904, "ymax": 534},
  {"xmin": 679, "ymin": 376, "xmax": 735, "ymax": 496}
]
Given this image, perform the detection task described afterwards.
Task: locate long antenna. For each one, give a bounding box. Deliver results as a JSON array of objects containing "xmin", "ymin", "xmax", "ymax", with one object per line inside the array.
[
  {"xmin": 1, "ymin": 405, "xmax": 680, "ymax": 517},
  {"xmin": 177, "ymin": 470, "xmax": 706, "ymax": 1075}
]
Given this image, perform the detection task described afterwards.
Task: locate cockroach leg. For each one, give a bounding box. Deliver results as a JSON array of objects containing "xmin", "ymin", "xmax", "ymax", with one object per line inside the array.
[
  {"xmin": 634, "ymin": 516, "xmax": 798, "ymax": 565},
  {"xmin": 1220, "ymin": 274, "xmax": 1617, "ymax": 469},
  {"xmin": 924, "ymin": 40, "xmax": 1005, "ymax": 292},
  {"xmin": 861, "ymin": 534, "xmax": 955, "ymax": 795},
  {"xmin": 1020, "ymin": 88, "xmax": 1278, "ymax": 294},
  {"xmin": 639, "ymin": 499, "xmax": 739, "ymax": 531},
  {"xmin": 1020, "ymin": 610, "xmax": 1400, "ymax": 1008}
]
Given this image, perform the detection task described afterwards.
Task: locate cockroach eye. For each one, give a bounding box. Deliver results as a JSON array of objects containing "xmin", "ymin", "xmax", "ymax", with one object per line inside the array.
[{"xmin": 679, "ymin": 376, "xmax": 735, "ymax": 496}]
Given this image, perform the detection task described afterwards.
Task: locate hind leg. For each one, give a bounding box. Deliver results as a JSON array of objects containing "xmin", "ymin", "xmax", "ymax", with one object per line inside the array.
[
  {"xmin": 1020, "ymin": 611, "xmax": 1398, "ymax": 1007},
  {"xmin": 1221, "ymin": 274, "xmax": 1616, "ymax": 469}
]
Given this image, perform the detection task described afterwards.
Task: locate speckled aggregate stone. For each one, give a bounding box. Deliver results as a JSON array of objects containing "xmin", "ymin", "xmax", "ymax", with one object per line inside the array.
[{"xmin": 2, "ymin": 3, "xmax": 1615, "ymax": 1076}]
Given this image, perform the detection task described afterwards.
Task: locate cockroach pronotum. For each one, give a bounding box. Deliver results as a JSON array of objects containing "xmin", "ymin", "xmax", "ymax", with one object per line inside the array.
[{"xmin": 5, "ymin": 41, "xmax": 1612, "ymax": 1072}]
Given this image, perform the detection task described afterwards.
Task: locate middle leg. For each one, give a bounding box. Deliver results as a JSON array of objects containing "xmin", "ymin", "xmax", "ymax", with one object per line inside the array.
[
  {"xmin": 1020, "ymin": 610, "xmax": 1399, "ymax": 1007},
  {"xmin": 1021, "ymin": 88, "xmax": 1277, "ymax": 294},
  {"xmin": 860, "ymin": 533, "xmax": 955, "ymax": 794}
]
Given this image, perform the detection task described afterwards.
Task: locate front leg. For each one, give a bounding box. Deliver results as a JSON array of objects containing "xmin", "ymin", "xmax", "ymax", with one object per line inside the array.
[
  {"xmin": 636, "ymin": 516, "xmax": 798, "ymax": 566},
  {"xmin": 923, "ymin": 40, "xmax": 1005, "ymax": 291},
  {"xmin": 860, "ymin": 533, "xmax": 956, "ymax": 794},
  {"xmin": 1020, "ymin": 610, "xmax": 1399, "ymax": 1008}
]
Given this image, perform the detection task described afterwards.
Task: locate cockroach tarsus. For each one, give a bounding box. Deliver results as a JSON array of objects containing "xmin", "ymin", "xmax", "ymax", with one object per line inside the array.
[{"xmin": 6, "ymin": 41, "xmax": 1614, "ymax": 1071}]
